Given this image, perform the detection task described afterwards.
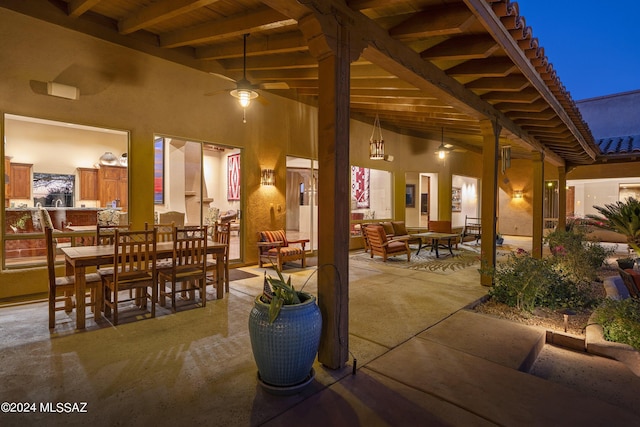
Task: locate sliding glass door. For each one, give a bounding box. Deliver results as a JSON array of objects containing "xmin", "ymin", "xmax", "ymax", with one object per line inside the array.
[{"xmin": 155, "ymin": 136, "xmax": 243, "ymax": 262}]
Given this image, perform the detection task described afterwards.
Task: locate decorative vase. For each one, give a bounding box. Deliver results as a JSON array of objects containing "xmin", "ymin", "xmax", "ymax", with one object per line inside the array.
[
  {"xmin": 99, "ymin": 151, "xmax": 119, "ymax": 166},
  {"xmin": 248, "ymin": 292, "xmax": 322, "ymax": 394},
  {"xmin": 119, "ymin": 153, "xmax": 128, "ymax": 166}
]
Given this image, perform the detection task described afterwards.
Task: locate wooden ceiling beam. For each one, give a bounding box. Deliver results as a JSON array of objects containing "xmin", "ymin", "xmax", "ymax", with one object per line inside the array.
[
  {"xmin": 513, "ymin": 118, "xmax": 564, "ymax": 128},
  {"xmin": 348, "ymin": 96, "xmax": 448, "ymax": 107},
  {"xmin": 466, "ymin": 75, "xmax": 530, "ymax": 92},
  {"xmin": 481, "ymin": 88, "xmax": 541, "ymax": 103},
  {"xmin": 495, "ymin": 100, "xmax": 550, "ymax": 112},
  {"xmin": 67, "ymin": 0, "xmax": 101, "ymax": 17},
  {"xmin": 389, "ymin": 4, "xmax": 476, "ymax": 39},
  {"xmin": 420, "ymin": 35, "xmax": 500, "ymax": 60},
  {"xmin": 346, "ymin": 0, "xmax": 409, "ymax": 11},
  {"xmin": 119, "ymin": 0, "xmax": 221, "ymax": 35},
  {"xmin": 221, "ymin": 53, "xmax": 317, "ymax": 71},
  {"xmin": 447, "ymin": 57, "xmax": 517, "ymax": 78},
  {"xmin": 348, "ymin": 89, "xmax": 438, "ymax": 100},
  {"xmin": 351, "ymin": 103, "xmax": 468, "ymax": 117},
  {"xmin": 196, "ymin": 33, "xmax": 308, "ymax": 59},
  {"xmin": 159, "ymin": 6, "xmax": 295, "ymax": 48}
]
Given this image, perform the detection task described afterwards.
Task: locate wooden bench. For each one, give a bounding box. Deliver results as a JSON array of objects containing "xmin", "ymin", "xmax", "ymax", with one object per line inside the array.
[{"xmin": 258, "ymin": 230, "xmax": 309, "ymax": 271}]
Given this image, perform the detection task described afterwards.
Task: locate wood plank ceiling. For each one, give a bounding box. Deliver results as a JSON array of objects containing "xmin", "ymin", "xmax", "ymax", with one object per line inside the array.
[{"xmin": 2, "ymin": 0, "xmax": 601, "ymax": 166}]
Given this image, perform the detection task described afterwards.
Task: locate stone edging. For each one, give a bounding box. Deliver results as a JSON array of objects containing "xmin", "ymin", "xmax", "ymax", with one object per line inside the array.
[{"xmin": 546, "ymin": 275, "xmax": 640, "ymax": 376}]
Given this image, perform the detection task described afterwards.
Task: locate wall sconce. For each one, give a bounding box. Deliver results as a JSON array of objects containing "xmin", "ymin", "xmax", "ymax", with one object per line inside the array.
[
  {"xmin": 513, "ymin": 190, "xmax": 524, "ymax": 199},
  {"xmin": 261, "ymin": 168, "xmax": 275, "ymax": 186}
]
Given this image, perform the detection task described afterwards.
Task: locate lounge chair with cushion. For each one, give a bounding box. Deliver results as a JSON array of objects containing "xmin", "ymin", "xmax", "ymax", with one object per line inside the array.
[
  {"xmin": 258, "ymin": 229, "xmax": 308, "ymax": 271},
  {"xmin": 362, "ymin": 224, "xmax": 411, "ymax": 262}
]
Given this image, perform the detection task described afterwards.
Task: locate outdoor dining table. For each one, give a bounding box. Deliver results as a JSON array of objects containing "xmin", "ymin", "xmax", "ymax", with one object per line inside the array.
[
  {"xmin": 60, "ymin": 240, "xmax": 227, "ymax": 329},
  {"xmin": 412, "ymin": 232, "xmax": 460, "ymax": 258}
]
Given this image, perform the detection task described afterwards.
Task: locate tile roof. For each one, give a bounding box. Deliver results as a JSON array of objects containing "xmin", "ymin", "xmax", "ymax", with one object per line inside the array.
[{"xmin": 597, "ymin": 135, "xmax": 640, "ymax": 155}]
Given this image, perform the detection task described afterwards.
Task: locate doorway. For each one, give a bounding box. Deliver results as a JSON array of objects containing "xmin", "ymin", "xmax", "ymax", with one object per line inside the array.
[{"xmin": 286, "ymin": 156, "xmax": 318, "ymax": 251}]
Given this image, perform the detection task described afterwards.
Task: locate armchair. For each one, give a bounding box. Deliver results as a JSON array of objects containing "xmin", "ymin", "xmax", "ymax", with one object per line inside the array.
[
  {"xmin": 363, "ymin": 225, "xmax": 411, "ymax": 262},
  {"xmin": 258, "ymin": 229, "xmax": 308, "ymax": 270}
]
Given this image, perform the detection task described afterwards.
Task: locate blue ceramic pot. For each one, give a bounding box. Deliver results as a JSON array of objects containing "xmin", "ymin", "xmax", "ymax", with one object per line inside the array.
[{"xmin": 248, "ymin": 292, "xmax": 322, "ymax": 388}]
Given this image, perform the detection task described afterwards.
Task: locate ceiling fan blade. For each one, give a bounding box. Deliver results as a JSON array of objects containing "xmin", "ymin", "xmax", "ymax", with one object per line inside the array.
[
  {"xmin": 204, "ymin": 88, "xmax": 231, "ymax": 97},
  {"xmin": 210, "ymin": 72, "xmax": 237, "ymax": 84},
  {"xmin": 259, "ymin": 82, "xmax": 290, "ymax": 90}
]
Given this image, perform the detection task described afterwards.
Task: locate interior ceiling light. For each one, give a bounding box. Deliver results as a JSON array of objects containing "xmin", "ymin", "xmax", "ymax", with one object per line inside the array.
[{"xmin": 230, "ymin": 34, "xmax": 258, "ymax": 121}]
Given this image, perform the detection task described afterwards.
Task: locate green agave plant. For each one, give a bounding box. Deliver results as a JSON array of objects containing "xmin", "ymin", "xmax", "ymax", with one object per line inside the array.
[
  {"xmin": 264, "ymin": 268, "xmax": 302, "ymax": 324},
  {"xmin": 587, "ymin": 197, "xmax": 640, "ymax": 256}
]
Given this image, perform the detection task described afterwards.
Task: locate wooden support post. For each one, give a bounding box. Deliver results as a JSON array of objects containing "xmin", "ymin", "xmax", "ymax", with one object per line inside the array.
[
  {"xmin": 480, "ymin": 120, "xmax": 500, "ymax": 286},
  {"xmin": 557, "ymin": 166, "xmax": 567, "ymax": 232},
  {"xmin": 300, "ymin": 14, "xmax": 363, "ymax": 370},
  {"xmin": 532, "ymin": 151, "xmax": 545, "ymax": 258}
]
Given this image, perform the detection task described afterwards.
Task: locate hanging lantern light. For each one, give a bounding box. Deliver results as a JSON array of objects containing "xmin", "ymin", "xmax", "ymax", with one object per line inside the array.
[
  {"xmin": 501, "ymin": 146, "xmax": 511, "ymax": 174},
  {"xmin": 436, "ymin": 128, "xmax": 449, "ymax": 160},
  {"xmin": 369, "ymin": 113, "xmax": 384, "ymax": 160}
]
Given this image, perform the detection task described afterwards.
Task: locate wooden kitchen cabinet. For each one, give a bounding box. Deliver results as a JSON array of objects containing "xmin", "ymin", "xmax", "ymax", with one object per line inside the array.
[
  {"xmin": 9, "ymin": 163, "xmax": 33, "ymax": 200},
  {"xmin": 78, "ymin": 167, "xmax": 98, "ymax": 200},
  {"xmin": 98, "ymin": 165, "xmax": 127, "ymax": 209},
  {"xmin": 4, "ymin": 157, "xmax": 9, "ymax": 207}
]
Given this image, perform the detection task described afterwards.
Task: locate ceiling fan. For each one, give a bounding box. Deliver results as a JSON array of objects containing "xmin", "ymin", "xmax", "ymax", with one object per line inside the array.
[{"xmin": 206, "ymin": 34, "xmax": 289, "ymax": 121}]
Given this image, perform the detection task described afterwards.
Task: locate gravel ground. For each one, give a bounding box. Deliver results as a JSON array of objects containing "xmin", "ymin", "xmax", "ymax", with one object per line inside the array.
[{"xmin": 474, "ymin": 300, "xmax": 594, "ymax": 336}]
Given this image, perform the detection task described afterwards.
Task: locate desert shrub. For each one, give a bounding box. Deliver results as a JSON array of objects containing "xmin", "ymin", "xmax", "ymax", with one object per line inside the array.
[
  {"xmin": 593, "ymin": 299, "xmax": 640, "ymax": 350},
  {"xmin": 488, "ymin": 250, "xmax": 564, "ymax": 311},
  {"xmin": 545, "ymin": 228, "xmax": 614, "ymax": 284},
  {"xmin": 487, "ymin": 248, "xmax": 604, "ymax": 312}
]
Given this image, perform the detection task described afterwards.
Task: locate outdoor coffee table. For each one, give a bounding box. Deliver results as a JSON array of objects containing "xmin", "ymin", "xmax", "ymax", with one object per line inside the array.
[{"xmin": 412, "ymin": 232, "xmax": 460, "ymax": 258}]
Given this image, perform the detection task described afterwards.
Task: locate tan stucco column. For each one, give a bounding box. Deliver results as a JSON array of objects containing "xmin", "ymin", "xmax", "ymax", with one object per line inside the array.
[
  {"xmin": 532, "ymin": 151, "xmax": 545, "ymax": 258},
  {"xmin": 300, "ymin": 15, "xmax": 363, "ymax": 370},
  {"xmin": 480, "ymin": 120, "xmax": 501, "ymax": 286},
  {"xmin": 557, "ymin": 166, "xmax": 567, "ymax": 231},
  {"xmin": 437, "ymin": 158, "xmax": 452, "ymax": 221}
]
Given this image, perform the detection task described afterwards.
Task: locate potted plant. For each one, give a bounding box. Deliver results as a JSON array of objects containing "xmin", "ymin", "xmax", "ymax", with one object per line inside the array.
[
  {"xmin": 587, "ymin": 197, "xmax": 640, "ymax": 256},
  {"xmin": 616, "ymin": 257, "xmax": 636, "ymax": 270},
  {"xmin": 248, "ymin": 268, "xmax": 322, "ymax": 394},
  {"xmin": 587, "ymin": 197, "xmax": 640, "ymax": 269}
]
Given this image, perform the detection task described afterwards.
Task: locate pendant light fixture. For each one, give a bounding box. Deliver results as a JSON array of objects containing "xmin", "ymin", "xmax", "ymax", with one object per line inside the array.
[
  {"xmin": 437, "ymin": 127, "xmax": 449, "ymax": 160},
  {"xmin": 369, "ymin": 113, "xmax": 384, "ymax": 160},
  {"xmin": 230, "ymin": 34, "xmax": 258, "ymax": 120}
]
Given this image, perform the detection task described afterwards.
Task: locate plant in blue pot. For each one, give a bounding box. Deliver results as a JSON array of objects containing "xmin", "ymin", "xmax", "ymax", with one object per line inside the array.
[{"xmin": 248, "ymin": 268, "xmax": 322, "ymax": 395}]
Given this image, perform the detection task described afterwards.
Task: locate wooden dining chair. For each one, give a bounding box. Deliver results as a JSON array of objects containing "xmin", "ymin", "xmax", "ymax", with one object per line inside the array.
[
  {"xmin": 100, "ymin": 228, "xmax": 157, "ymax": 325},
  {"xmin": 158, "ymin": 226, "xmax": 208, "ymax": 312},
  {"xmin": 96, "ymin": 223, "xmax": 131, "ymax": 246},
  {"xmin": 207, "ymin": 221, "xmax": 230, "ymax": 293},
  {"xmin": 45, "ymin": 226, "xmax": 102, "ymax": 329}
]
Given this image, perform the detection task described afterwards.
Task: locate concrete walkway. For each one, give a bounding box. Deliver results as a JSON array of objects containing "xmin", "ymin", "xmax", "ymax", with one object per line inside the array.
[{"xmin": 0, "ymin": 242, "xmax": 639, "ymax": 426}]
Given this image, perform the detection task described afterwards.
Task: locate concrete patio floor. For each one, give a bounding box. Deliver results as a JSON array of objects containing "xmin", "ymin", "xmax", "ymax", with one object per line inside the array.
[{"xmin": 0, "ymin": 236, "xmax": 638, "ymax": 426}]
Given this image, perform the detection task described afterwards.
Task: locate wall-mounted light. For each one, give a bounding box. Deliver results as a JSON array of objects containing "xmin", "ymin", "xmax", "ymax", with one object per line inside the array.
[
  {"xmin": 261, "ymin": 168, "xmax": 275, "ymax": 186},
  {"xmin": 513, "ymin": 189, "xmax": 524, "ymax": 199}
]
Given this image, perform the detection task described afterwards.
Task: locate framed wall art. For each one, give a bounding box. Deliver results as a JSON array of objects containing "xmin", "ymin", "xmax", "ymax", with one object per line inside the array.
[{"xmin": 227, "ymin": 153, "xmax": 241, "ymax": 201}]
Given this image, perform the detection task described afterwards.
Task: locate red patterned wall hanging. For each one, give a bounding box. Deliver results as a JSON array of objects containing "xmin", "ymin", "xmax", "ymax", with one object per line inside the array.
[
  {"xmin": 351, "ymin": 166, "xmax": 370, "ymax": 209},
  {"xmin": 227, "ymin": 153, "xmax": 240, "ymax": 201}
]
